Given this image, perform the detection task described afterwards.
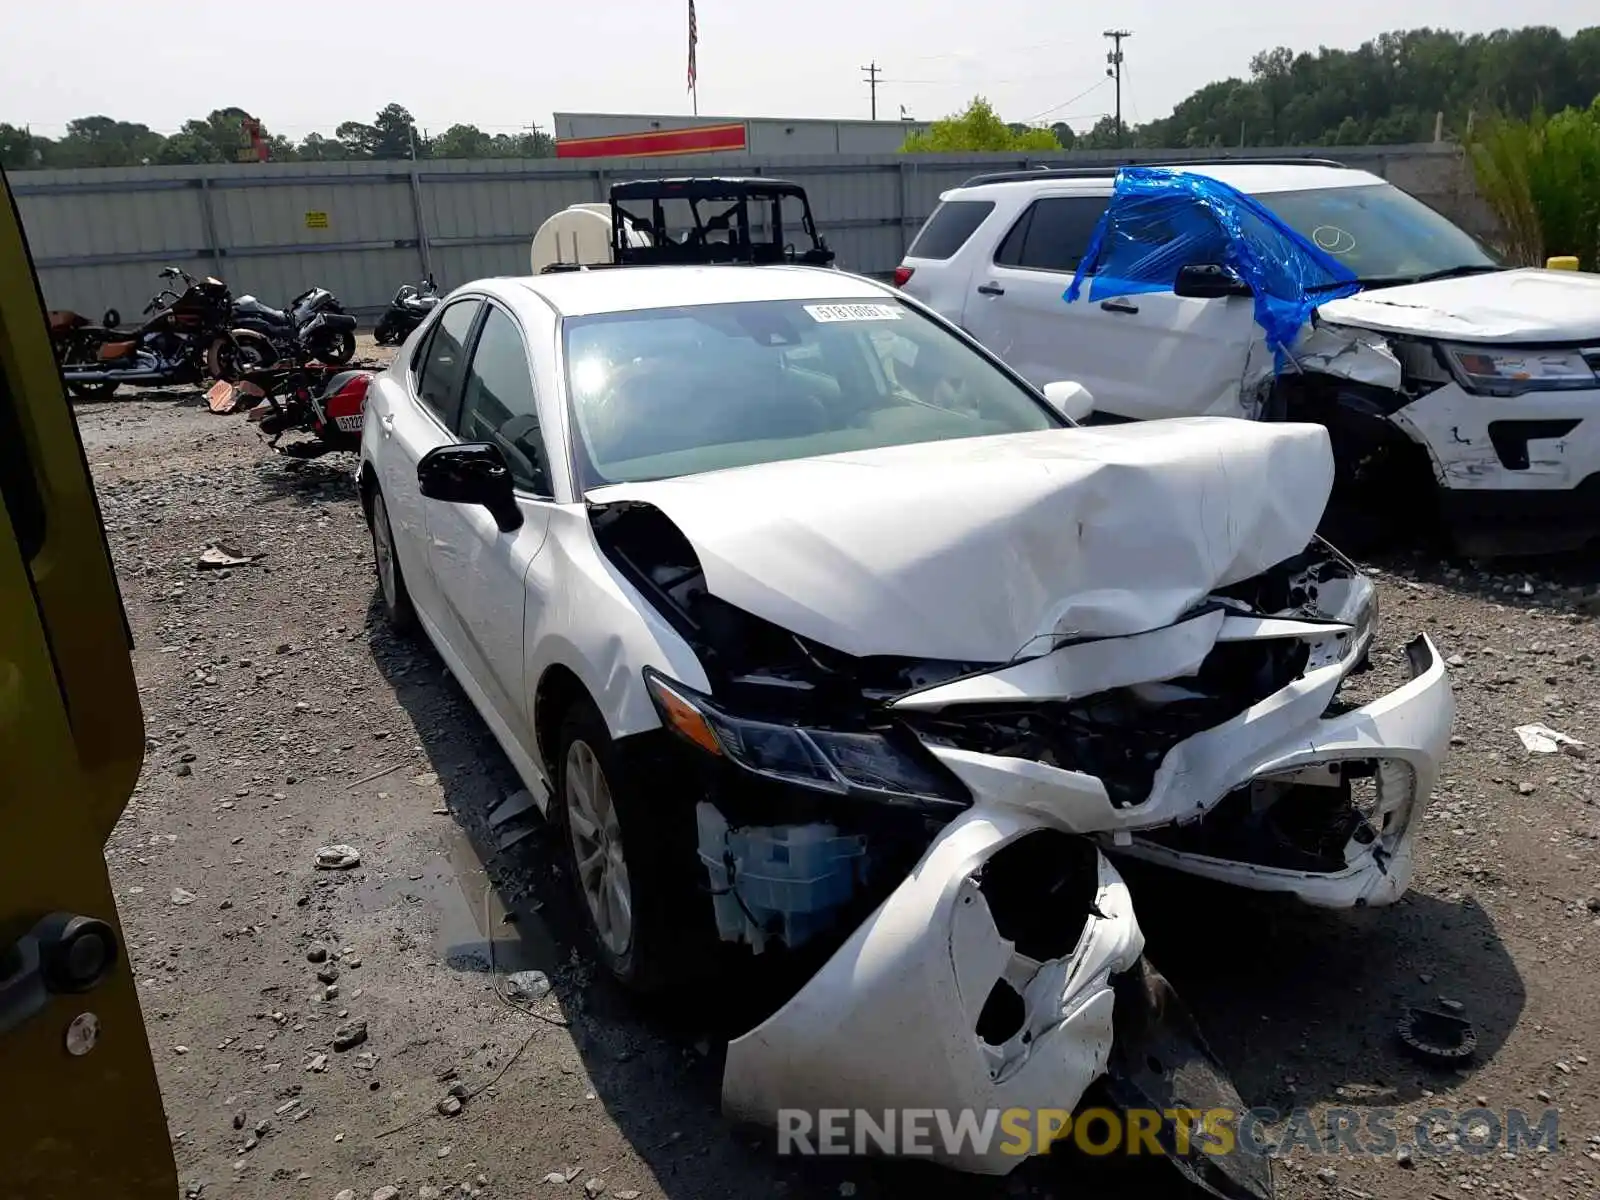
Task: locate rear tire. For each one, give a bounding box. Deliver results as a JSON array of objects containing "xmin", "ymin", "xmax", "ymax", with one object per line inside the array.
[
  {"xmin": 67, "ymin": 381, "xmax": 119, "ymax": 401},
  {"xmin": 367, "ymin": 488, "xmax": 416, "ymax": 633},
  {"xmin": 313, "ymin": 330, "xmax": 357, "ymax": 367}
]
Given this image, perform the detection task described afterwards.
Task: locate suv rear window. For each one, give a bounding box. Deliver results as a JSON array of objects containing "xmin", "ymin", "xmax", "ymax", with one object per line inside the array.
[
  {"xmin": 994, "ymin": 197, "xmax": 1109, "ymax": 273},
  {"xmin": 907, "ymin": 200, "xmax": 995, "ymax": 260}
]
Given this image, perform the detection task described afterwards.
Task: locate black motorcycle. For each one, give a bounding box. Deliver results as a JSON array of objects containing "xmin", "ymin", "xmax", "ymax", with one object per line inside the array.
[
  {"xmin": 372, "ymin": 276, "xmax": 439, "ymax": 345},
  {"xmin": 232, "ymin": 286, "xmax": 358, "ymax": 367},
  {"xmin": 51, "ymin": 267, "xmax": 272, "ymax": 400}
]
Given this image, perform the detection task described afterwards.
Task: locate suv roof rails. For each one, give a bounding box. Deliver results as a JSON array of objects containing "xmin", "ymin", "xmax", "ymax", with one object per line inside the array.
[{"xmin": 958, "ymin": 157, "xmax": 1353, "ymax": 189}]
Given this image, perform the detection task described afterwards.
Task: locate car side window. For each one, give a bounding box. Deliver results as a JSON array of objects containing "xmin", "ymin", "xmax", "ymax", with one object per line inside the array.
[
  {"xmin": 457, "ymin": 306, "xmax": 553, "ymax": 497},
  {"xmin": 996, "ymin": 197, "xmax": 1110, "ymax": 273},
  {"xmin": 414, "ymin": 300, "xmax": 480, "ymax": 426}
]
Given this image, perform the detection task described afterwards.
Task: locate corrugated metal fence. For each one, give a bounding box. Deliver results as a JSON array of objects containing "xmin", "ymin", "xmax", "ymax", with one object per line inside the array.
[{"xmin": 13, "ymin": 145, "xmax": 1485, "ymax": 323}]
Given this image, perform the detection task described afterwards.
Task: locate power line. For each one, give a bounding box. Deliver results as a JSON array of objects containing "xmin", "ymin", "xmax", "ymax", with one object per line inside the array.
[
  {"xmin": 861, "ymin": 61, "xmax": 882, "ymax": 120},
  {"xmin": 1103, "ymin": 29, "xmax": 1132, "ymax": 147},
  {"xmin": 1025, "ymin": 78, "xmax": 1110, "ymax": 124}
]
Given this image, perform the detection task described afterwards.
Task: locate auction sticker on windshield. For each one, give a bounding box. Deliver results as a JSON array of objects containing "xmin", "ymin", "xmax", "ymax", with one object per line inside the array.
[{"xmin": 804, "ymin": 303, "xmax": 903, "ymax": 322}]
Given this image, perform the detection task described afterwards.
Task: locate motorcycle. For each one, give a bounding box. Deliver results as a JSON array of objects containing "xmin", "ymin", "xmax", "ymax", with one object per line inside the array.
[
  {"xmin": 372, "ymin": 275, "xmax": 439, "ymax": 345},
  {"xmin": 50, "ymin": 267, "xmax": 273, "ymax": 400},
  {"xmin": 231, "ymin": 285, "xmax": 359, "ymax": 367},
  {"xmin": 207, "ymin": 363, "xmax": 375, "ymax": 457}
]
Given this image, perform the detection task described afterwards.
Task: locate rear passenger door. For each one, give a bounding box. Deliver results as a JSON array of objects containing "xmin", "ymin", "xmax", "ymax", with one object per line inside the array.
[
  {"xmin": 961, "ymin": 192, "xmax": 1112, "ymax": 395},
  {"xmin": 423, "ymin": 303, "xmax": 555, "ymax": 740}
]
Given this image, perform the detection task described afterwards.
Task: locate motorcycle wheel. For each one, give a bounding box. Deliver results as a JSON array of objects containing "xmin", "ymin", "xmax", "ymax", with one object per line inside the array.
[
  {"xmin": 372, "ymin": 318, "xmax": 397, "ymax": 346},
  {"xmin": 67, "ymin": 380, "xmax": 119, "ymax": 401},
  {"xmin": 312, "ymin": 329, "xmax": 357, "ymax": 367},
  {"xmin": 208, "ymin": 331, "xmax": 276, "ymax": 380}
]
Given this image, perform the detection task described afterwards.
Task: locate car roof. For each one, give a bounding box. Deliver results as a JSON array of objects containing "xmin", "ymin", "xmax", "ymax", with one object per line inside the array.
[
  {"xmin": 502, "ymin": 264, "xmax": 889, "ymax": 317},
  {"xmin": 949, "ymin": 162, "xmax": 1384, "ymax": 201}
]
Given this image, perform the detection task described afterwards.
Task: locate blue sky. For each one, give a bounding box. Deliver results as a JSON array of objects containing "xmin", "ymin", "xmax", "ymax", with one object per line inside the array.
[{"xmin": 2, "ymin": 0, "xmax": 1592, "ymax": 137}]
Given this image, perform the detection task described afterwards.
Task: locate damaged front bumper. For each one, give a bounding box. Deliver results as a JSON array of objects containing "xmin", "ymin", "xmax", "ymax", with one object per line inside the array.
[
  {"xmin": 919, "ymin": 634, "xmax": 1452, "ymax": 908},
  {"xmin": 722, "ymin": 807, "xmax": 1143, "ymax": 1174}
]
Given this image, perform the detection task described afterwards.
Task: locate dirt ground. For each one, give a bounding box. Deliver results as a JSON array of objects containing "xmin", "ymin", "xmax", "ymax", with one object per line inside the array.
[{"xmin": 75, "ymin": 339, "xmax": 1600, "ymax": 1200}]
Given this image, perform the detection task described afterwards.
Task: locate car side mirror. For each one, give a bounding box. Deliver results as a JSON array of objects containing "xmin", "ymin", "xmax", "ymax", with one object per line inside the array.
[
  {"xmin": 417, "ymin": 443, "xmax": 523, "ymax": 532},
  {"xmin": 1042, "ymin": 380, "xmax": 1095, "ymax": 423},
  {"xmin": 1174, "ymin": 263, "xmax": 1252, "ymax": 299}
]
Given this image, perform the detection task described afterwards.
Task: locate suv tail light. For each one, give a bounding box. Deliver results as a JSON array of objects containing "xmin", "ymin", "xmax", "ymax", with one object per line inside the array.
[{"xmin": 892, "ymin": 265, "xmax": 915, "ymax": 288}]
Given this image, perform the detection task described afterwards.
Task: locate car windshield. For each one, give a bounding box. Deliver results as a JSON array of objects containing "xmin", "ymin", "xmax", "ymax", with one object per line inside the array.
[
  {"xmin": 561, "ymin": 297, "xmax": 1062, "ymax": 486},
  {"xmin": 1254, "ymin": 183, "xmax": 1502, "ymax": 284}
]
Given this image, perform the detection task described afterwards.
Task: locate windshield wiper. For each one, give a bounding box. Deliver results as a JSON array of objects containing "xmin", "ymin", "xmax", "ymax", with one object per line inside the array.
[{"xmin": 1407, "ymin": 264, "xmax": 1504, "ymax": 284}]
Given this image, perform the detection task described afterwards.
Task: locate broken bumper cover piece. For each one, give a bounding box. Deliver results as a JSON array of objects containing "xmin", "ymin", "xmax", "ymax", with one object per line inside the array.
[
  {"xmin": 721, "ymin": 807, "xmax": 1143, "ymax": 1174},
  {"xmin": 920, "ymin": 634, "xmax": 1452, "ymax": 908}
]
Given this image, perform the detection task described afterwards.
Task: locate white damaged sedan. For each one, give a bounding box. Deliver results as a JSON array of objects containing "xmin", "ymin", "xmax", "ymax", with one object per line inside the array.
[{"xmin": 357, "ymin": 264, "xmax": 1453, "ymax": 1179}]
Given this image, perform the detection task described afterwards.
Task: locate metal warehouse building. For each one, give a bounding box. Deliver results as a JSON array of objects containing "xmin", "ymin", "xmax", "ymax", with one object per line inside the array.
[{"xmin": 553, "ymin": 112, "xmax": 932, "ymax": 157}]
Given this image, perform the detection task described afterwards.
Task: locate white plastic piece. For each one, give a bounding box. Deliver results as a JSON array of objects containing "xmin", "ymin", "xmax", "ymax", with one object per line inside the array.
[{"xmin": 722, "ymin": 808, "xmax": 1143, "ymax": 1175}]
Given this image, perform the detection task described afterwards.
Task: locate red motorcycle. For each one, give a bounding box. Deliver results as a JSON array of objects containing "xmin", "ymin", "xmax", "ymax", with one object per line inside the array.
[{"xmin": 207, "ymin": 363, "xmax": 374, "ymax": 456}]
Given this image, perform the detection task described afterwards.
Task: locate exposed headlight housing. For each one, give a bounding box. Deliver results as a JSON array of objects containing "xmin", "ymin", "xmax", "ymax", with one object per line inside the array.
[
  {"xmin": 1305, "ymin": 538, "xmax": 1379, "ymax": 665},
  {"xmin": 644, "ymin": 669, "xmax": 969, "ymax": 810},
  {"xmin": 1441, "ymin": 344, "xmax": 1597, "ymax": 397}
]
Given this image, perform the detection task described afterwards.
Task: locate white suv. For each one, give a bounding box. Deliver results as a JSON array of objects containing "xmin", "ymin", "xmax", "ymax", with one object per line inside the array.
[{"xmin": 897, "ymin": 161, "xmax": 1600, "ymax": 556}]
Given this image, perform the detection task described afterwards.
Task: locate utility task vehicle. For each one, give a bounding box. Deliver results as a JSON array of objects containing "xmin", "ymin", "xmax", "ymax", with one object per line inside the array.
[{"xmin": 531, "ymin": 177, "xmax": 835, "ymax": 273}]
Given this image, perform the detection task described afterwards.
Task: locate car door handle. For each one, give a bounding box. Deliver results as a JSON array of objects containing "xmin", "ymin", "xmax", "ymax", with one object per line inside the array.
[
  {"xmin": 976, "ymin": 283, "xmax": 1005, "ymax": 296},
  {"xmin": 379, "ymin": 413, "xmax": 395, "ymax": 435},
  {"xmin": 1100, "ymin": 298, "xmax": 1140, "ymax": 314}
]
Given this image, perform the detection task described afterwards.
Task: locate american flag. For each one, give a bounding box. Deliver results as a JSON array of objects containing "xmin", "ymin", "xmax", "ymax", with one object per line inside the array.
[{"xmin": 687, "ymin": 0, "xmax": 698, "ymax": 91}]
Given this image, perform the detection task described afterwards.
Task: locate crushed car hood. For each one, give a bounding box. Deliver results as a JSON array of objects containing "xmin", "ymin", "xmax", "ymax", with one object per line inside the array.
[
  {"xmin": 1318, "ymin": 267, "xmax": 1600, "ymax": 344},
  {"xmin": 586, "ymin": 417, "xmax": 1334, "ymax": 663}
]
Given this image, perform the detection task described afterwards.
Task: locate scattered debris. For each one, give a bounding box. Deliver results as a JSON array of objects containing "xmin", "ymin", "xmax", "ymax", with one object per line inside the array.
[
  {"xmin": 317, "ymin": 965, "xmax": 340, "ymax": 985},
  {"xmin": 1398, "ymin": 1007, "xmax": 1478, "ymax": 1064},
  {"xmin": 197, "ymin": 543, "xmax": 256, "ymax": 570},
  {"xmin": 170, "ymin": 887, "xmax": 197, "ymax": 906},
  {"xmin": 505, "ymin": 970, "xmax": 552, "ymax": 1003},
  {"xmin": 582, "ymin": 1179, "xmax": 606, "ymax": 1198},
  {"xmin": 306, "ymin": 1053, "xmax": 329, "ymax": 1072},
  {"xmin": 543, "ymin": 1173, "xmax": 567, "ymax": 1185},
  {"xmin": 314, "ymin": 845, "xmax": 362, "ymax": 870},
  {"xmin": 331, "ymin": 1021, "xmax": 368, "ymax": 1052},
  {"xmin": 437, "ymin": 1097, "xmax": 463, "ymax": 1117},
  {"xmin": 306, "ymin": 944, "xmax": 329, "ymax": 964},
  {"xmin": 372, "ymin": 1188, "xmax": 401, "ymax": 1200},
  {"xmin": 488, "ymin": 789, "xmax": 537, "ymax": 828},
  {"xmin": 1515, "ymin": 723, "xmax": 1586, "ymax": 755},
  {"xmin": 1395, "ymin": 1144, "xmax": 1414, "ymax": 1168}
]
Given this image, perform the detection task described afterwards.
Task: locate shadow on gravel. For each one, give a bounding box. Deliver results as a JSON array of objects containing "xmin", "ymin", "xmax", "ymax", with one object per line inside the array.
[
  {"xmin": 250, "ymin": 451, "xmax": 361, "ymax": 507},
  {"xmin": 1366, "ymin": 547, "xmax": 1600, "ymax": 610},
  {"xmin": 348, "ymin": 587, "xmax": 1519, "ymax": 1200},
  {"xmin": 1115, "ymin": 858, "xmax": 1525, "ymax": 1115}
]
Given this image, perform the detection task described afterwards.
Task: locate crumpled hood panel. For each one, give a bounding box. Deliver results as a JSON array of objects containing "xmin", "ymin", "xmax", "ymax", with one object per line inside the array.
[
  {"xmin": 1318, "ymin": 267, "xmax": 1600, "ymax": 343},
  {"xmin": 586, "ymin": 418, "xmax": 1334, "ymax": 662}
]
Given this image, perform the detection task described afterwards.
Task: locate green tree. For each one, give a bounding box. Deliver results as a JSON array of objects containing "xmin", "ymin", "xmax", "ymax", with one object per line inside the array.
[
  {"xmin": 0, "ymin": 123, "xmax": 46, "ymax": 169},
  {"xmin": 900, "ymin": 97, "xmax": 1059, "ymax": 152},
  {"xmin": 1049, "ymin": 121, "xmax": 1076, "ymax": 149},
  {"xmin": 432, "ymin": 124, "xmax": 496, "ymax": 159},
  {"xmin": 337, "ymin": 103, "xmax": 427, "ymax": 159}
]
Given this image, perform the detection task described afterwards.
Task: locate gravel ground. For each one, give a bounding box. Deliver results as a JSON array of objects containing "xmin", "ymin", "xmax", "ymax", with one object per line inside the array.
[{"xmin": 75, "ymin": 342, "xmax": 1600, "ymax": 1200}]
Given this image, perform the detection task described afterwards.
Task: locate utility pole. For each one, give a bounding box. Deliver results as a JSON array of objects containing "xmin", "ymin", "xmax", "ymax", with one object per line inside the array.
[
  {"xmin": 861, "ymin": 61, "xmax": 881, "ymax": 121},
  {"xmin": 1103, "ymin": 29, "xmax": 1131, "ymax": 147}
]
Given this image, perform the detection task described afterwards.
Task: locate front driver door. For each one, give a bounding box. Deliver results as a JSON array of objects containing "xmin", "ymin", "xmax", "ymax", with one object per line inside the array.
[
  {"xmin": 0, "ymin": 166, "xmax": 177, "ymax": 1198},
  {"xmin": 422, "ymin": 302, "xmax": 554, "ymax": 748}
]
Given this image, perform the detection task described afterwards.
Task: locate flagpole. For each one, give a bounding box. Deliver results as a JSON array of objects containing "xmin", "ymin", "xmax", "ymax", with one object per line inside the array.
[{"xmin": 693, "ymin": 83, "xmax": 699, "ymax": 117}]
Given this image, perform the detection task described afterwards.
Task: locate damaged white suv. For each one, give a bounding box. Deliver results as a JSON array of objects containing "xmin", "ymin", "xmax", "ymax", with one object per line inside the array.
[
  {"xmin": 898, "ymin": 160, "xmax": 1600, "ymax": 556},
  {"xmin": 358, "ymin": 263, "xmax": 1453, "ymax": 1176}
]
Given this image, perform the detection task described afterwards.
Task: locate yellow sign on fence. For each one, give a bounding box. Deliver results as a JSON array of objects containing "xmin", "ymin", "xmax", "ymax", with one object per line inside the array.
[{"xmin": 304, "ymin": 211, "xmax": 330, "ymax": 230}]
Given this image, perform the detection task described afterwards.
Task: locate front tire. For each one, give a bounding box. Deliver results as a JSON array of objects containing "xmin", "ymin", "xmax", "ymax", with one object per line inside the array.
[
  {"xmin": 552, "ymin": 702, "xmax": 704, "ymax": 994},
  {"xmin": 67, "ymin": 380, "xmax": 119, "ymax": 401},
  {"xmin": 367, "ymin": 488, "xmax": 416, "ymax": 633}
]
